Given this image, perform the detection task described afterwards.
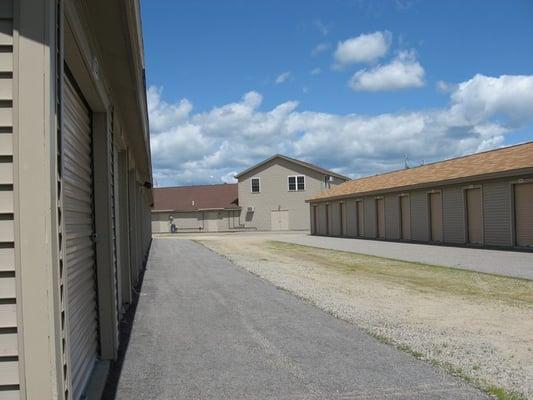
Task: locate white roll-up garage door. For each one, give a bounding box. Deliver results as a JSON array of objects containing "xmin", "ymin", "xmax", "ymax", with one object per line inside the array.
[{"xmin": 64, "ymin": 72, "xmax": 99, "ymax": 399}]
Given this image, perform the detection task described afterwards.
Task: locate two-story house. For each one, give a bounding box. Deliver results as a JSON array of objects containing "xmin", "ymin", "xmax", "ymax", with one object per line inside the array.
[{"xmin": 236, "ymin": 155, "xmax": 350, "ymax": 231}]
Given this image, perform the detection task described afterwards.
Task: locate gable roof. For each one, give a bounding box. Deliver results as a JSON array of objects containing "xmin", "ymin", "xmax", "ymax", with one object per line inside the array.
[
  {"xmin": 309, "ymin": 141, "xmax": 533, "ymax": 202},
  {"xmin": 152, "ymin": 184, "xmax": 239, "ymax": 212},
  {"xmin": 234, "ymin": 154, "xmax": 351, "ymax": 181}
]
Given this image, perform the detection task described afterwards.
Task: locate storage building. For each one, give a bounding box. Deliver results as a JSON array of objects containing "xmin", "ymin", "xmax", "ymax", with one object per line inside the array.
[
  {"xmin": 152, "ymin": 184, "xmax": 240, "ymax": 233},
  {"xmin": 308, "ymin": 143, "xmax": 533, "ymax": 249},
  {"xmin": 0, "ymin": 1, "xmax": 153, "ymax": 399},
  {"xmin": 236, "ymin": 154, "xmax": 350, "ymax": 231}
]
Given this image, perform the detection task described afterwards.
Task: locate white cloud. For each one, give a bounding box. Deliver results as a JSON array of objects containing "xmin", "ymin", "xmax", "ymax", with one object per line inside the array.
[
  {"xmin": 275, "ymin": 71, "xmax": 291, "ymax": 84},
  {"xmin": 348, "ymin": 50, "xmax": 425, "ymax": 91},
  {"xmin": 311, "ymin": 43, "xmax": 329, "ymax": 56},
  {"xmin": 149, "ymin": 74, "xmax": 533, "ymax": 186},
  {"xmin": 334, "ymin": 31, "xmax": 391, "ymax": 67},
  {"xmin": 310, "ymin": 67, "xmax": 322, "ymax": 75}
]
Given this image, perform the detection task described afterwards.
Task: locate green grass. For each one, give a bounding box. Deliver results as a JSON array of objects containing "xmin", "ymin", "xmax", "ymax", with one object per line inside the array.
[{"xmin": 267, "ymin": 241, "xmax": 533, "ymax": 306}]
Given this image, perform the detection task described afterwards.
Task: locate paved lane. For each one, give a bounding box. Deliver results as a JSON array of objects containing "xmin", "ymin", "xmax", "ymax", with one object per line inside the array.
[{"xmin": 114, "ymin": 238, "xmax": 488, "ymax": 400}]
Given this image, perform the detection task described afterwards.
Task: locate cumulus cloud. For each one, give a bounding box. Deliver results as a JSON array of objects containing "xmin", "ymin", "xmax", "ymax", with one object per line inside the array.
[
  {"xmin": 310, "ymin": 67, "xmax": 322, "ymax": 75},
  {"xmin": 349, "ymin": 50, "xmax": 425, "ymax": 91},
  {"xmin": 275, "ymin": 71, "xmax": 291, "ymax": 84},
  {"xmin": 149, "ymin": 74, "xmax": 533, "ymax": 187},
  {"xmin": 334, "ymin": 31, "xmax": 391, "ymax": 67}
]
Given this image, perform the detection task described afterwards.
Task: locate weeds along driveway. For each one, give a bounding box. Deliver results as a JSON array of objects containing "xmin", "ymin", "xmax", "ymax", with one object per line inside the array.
[
  {"xmin": 114, "ymin": 238, "xmax": 488, "ymax": 400},
  {"xmin": 198, "ymin": 237, "xmax": 532, "ymax": 400}
]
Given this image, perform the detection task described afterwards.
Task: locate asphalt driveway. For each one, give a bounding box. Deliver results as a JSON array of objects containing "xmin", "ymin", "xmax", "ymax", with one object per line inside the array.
[{"xmin": 113, "ymin": 238, "xmax": 488, "ymax": 400}]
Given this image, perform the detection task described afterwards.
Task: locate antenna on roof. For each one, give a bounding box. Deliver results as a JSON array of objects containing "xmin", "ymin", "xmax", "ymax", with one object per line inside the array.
[{"xmin": 403, "ymin": 154, "xmax": 410, "ymax": 169}]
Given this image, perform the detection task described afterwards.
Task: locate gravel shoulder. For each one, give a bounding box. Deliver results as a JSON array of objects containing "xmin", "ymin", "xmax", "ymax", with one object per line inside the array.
[{"xmin": 196, "ymin": 237, "xmax": 533, "ymax": 400}]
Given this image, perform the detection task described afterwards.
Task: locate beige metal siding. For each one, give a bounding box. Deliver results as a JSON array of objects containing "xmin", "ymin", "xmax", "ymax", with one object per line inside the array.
[
  {"xmin": 63, "ymin": 75, "xmax": 98, "ymax": 399},
  {"xmin": 442, "ymin": 186, "xmax": 465, "ymax": 244},
  {"xmin": 400, "ymin": 195, "xmax": 411, "ymax": 240},
  {"xmin": 514, "ymin": 183, "xmax": 533, "ymax": 247},
  {"xmin": 385, "ymin": 195, "xmax": 400, "ymax": 240},
  {"xmin": 410, "ymin": 191, "xmax": 428, "ymax": 241},
  {"xmin": 483, "ymin": 181, "xmax": 512, "ymax": 247},
  {"xmin": 466, "ymin": 188, "xmax": 483, "ymax": 245},
  {"xmin": 0, "ymin": 3, "xmax": 15, "ymax": 395},
  {"xmin": 429, "ymin": 192, "xmax": 443, "ymax": 242},
  {"xmin": 376, "ymin": 198, "xmax": 385, "ymax": 239}
]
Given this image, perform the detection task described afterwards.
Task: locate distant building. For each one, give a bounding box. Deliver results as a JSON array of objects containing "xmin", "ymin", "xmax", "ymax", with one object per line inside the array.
[
  {"xmin": 308, "ymin": 142, "xmax": 533, "ymax": 249},
  {"xmin": 152, "ymin": 184, "xmax": 240, "ymax": 233},
  {"xmin": 236, "ymin": 155, "xmax": 350, "ymax": 231}
]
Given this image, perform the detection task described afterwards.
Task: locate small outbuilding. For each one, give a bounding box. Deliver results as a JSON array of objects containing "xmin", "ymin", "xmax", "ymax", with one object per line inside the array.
[
  {"xmin": 152, "ymin": 184, "xmax": 240, "ymax": 233},
  {"xmin": 308, "ymin": 142, "xmax": 533, "ymax": 249}
]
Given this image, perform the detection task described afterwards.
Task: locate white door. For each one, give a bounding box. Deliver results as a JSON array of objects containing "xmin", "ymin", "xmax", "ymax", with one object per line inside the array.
[
  {"xmin": 64, "ymin": 73, "xmax": 99, "ymax": 399},
  {"xmin": 205, "ymin": 211, "xmax": 219, "ymax": 232},
  {"xmin": 271, "ymin": 210, "xmax": 289, "ymax": 231}
]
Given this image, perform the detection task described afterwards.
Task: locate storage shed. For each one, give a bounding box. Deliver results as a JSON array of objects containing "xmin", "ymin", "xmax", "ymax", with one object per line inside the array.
[
  {"xmin": 308, "ymin": 142, "xmax": 533, "ymax": 249},
  {"xmin": 0, "ymin": 1, "xmax": 153, "ymax": 399},
  {"xmin": 152, "ymin": 184, "xmax": 241, "ymax": 233}
]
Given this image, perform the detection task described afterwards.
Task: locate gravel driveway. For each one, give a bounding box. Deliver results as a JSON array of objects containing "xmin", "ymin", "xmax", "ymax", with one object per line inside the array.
[{"xmin": 114, "ymin": 238, "xmax": 488, "ymax": 400}]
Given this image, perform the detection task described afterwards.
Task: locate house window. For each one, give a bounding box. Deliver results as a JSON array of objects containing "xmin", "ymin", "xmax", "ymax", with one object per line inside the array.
[
  {"xmin": 251, "ymin": 177, "xmax": 260, "ymax": 193},
  {"xmin": 288, "ymin": 175, "xmax": 305, "ymax": 191}
]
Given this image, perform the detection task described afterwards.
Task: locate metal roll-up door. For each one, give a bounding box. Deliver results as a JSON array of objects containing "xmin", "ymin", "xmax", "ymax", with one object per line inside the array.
[
  {"xmin": 429, "ymin": 192, "xmax": 443, "ymax": 242},
  {"xmin": 64, "ymin": 73, "xmax": 98, "ymax": 399},
  {"xmin": 400, "ymin": 195, "xmax": 411, "ymax": 240},
  {"xmin": 515, "ymin": 183, "xmax": 533, "ymax": 247},
  {"xmin": 376, "ymin": 198, "xmax": 385, "ymax": 238},
  {"xmin": 356, "ymin": 201, "xmax": 364, "ymax": 237},
  {"xmin": 466, "ymin": 188, "xmax": 483, "ymax": 245}
]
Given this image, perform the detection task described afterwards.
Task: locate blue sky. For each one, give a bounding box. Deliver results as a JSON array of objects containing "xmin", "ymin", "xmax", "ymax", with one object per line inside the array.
[{"xmin": 141, "ymin": 0, "xmax": 533, "ymax": 186}]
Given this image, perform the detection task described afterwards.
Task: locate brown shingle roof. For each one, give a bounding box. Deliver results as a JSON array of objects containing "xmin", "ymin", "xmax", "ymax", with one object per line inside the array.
[
  {"xmin": 153, "ymin": 184, "xmax": 239, "ymax": 211},
  {"xmin": 309, "ymin": 142, "xmax": 533, "ymax": 202}
]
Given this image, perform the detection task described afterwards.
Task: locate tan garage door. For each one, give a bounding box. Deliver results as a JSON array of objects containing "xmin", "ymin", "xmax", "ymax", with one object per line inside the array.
[
  {"xmin": 271, "ymin": 210, "xmax": 289, "ymax": 231},
  {"xmin": 64, "ymin": 72, "xmax": 98, "ymax": 399},
  {"xmin": 466, "ymin": 188, "xmax": 483, "ymax": 245},
  {"xmin": 515, "ymin": 183, "xmax": 533, "ymax": 247},
  {"xmin": 204, "ymin": 211, "xmax": 220, "ymax": 232},
  {"xmin": 356, "ymin": 201, "xmax": 364, "ymax": 237},
  {"xmin": 400, "ymin": 195, "xmax": 411, "ymax": 240},
  {"xmin": 429, "ymin": 192, "xmax": 443, "ymax": 242},
  {"xmin": 376, "ymin": 198, "xmax": 385, "ymax": 238}
]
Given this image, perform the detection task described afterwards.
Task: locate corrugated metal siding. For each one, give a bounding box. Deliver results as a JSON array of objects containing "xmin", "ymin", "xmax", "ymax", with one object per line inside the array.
[
  {"xmin": 385, "ymin": 195, "xmax": 400, "ymax": 240},
  {"xmin": 442, "ymin": 186, "xmax": 465, "ymax": 244},
  {"xmin": 63, "ymin": 75, "xmax": 98, "ymax": 400},
  {"xmin": 330, "ymin": 201, "xmax": 341, "ymax": 236},
  {"xmin": 0, "ymin": 3, "xmax": 18, "ymax": 397},
  {"xmin": 410, "ymin": 190, "xmax": 428, "ymax": 241},
  {"xmin": 483, "ymin": 181, "xmax": 512, "ymax": 247},
  {"xmin": 514, "ymin": 183, "xmax": 533, "ymax": 247},
  {"xmin": 317, "ymin": 203, "xmax": 327, "ymax": 235},
  {"xmin": 344, "ymin": 200, "xmax": 357, "ymax": 237},
  {"xmin": 363, "ymin": 198, "xmax": 376, "ymax": 238}
]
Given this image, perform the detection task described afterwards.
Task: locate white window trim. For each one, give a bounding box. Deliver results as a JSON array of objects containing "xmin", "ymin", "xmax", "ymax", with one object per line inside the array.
[
  {"xmin": 288, "ymin": 175, "xmax": 305, "ymax": 192},
  {"xmin": 251, "ymin": 177, "xmax": 261, "ymax": 193}
]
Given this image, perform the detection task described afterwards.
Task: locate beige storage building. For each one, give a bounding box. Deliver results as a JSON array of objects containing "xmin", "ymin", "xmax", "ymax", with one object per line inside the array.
[
  {"xmin": 152, "ymin": 184, "xmax": 241, "ymax": 233},
  {"xmin": 309, "ymin": 142, "xmax": 533, "ymax": 250},
  {"xmin": 236, "ymin": 155, "xmax": 350, "ymax": 231},
  {"xmin": 0, "ymin": 1, "xmax": 153, "ymax": 399}
]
